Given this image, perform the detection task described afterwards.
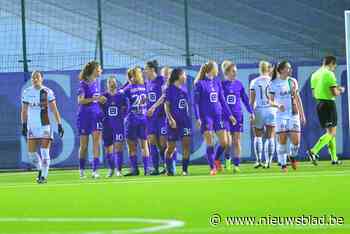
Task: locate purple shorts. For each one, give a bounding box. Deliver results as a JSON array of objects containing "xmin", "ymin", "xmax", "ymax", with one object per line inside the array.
[
  {"xmin": 224, "ymin": 112, "xmax": 244, "ymax": 133},
  {"xmin": 200, "ymin": 115, "xmax": 226, "ymax": 134},
  {"xmin": 125, "ymin": 117, "xmax": 147, "ymax": 141},
  {"xmin": 77, "ymin": 112, "xmax": 102, "ymax": 135},
  {"xmin": 102, "ymin": 124, "xmax": 125, "ymax": 147},
  {"xmin": 167, "ymin": 119, "xmax": 192, "ymax": 141},
  {"xmin": 147, "ymin": 115, "xmax": 167, "ymax": 136}
]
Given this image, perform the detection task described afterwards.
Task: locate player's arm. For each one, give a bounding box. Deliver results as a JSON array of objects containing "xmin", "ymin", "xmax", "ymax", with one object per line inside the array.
[
  {"xmin": 49, "ymin": 100, "xmax": 64, "ymax": 137},
  {"xmin": 21, "ymin": 102, "xmax": 28, "ymax": 137},
  {"xmin": 78, "ymin": 95, "xmax": 97, "ymax": 105},
  {"xmin": 249, "ymin": 89, "xmax": 256, "ymax": 109},
  {"xmin": 164, "ymin": 101, "xmax": 176, "ymax": 128},
  {"xmin": 268, "ymin": 92, "xmax": 285, "ymax": 112},
  {"xmin": 147, "ymin": 94, "xmax": 165, "ymax": 117},
  {"xmin": 193, "ymin": 82, "xmax": 201, "ymax": 128},
  {"xmin": 330, "ymin": 86, "xmax": 345, "ymax": 96}
]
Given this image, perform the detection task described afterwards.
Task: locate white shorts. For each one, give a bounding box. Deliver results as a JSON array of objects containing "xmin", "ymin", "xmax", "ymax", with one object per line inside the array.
[
  {"xmin": 276, "ymin": 115, "xmax": 301, "ymax": 133},
  {"xmin": 27, "ymin": 125, "xmax": 53, "ymax": 140},
  {"xmin": 254, "ymin": 107, "xmax": 276, "ymax": 130}
]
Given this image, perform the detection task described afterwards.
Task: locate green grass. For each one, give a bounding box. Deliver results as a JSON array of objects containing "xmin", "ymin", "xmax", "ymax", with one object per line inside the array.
[{"xmin": 0, "ymin": 161, "xmax": 349, "ymax": 234}]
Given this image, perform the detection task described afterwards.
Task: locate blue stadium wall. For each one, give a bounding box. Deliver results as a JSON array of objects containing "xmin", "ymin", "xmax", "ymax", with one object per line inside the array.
[{"xmin": 0, "ymin": 60, "xmax": 349, "ymax": 169}]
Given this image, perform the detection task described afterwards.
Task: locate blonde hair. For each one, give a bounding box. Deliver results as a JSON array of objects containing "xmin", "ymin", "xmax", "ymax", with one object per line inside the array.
[
  {"xmin": 259, "ymin": 60, "xmax": 270, "ymax": 75},
  {"xmin": 161, "ymin": 66, "xmax": 172, "ymax": 78},
  {"xmin": 221, "ymin": 60, "xmax": 235, "ymax": 76},
  {"xmin": 131, "ymin": 67, "xmax": 144, "ymax": 85},
  {"xmin": 194, "ymin": 60, "xmax": 218, "ymax": 84},
  {"xmin": 107, "ymin": 75, "xmax": 117, "ymax": 90}
]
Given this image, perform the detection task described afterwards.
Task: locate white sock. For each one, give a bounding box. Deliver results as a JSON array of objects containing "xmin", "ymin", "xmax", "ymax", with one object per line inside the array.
[
  {"xmin": 40, "ymin": 148, "xmax": 50, "ymax": 179},
  {"xmin": 268, "ymin": 138, "xmax": 275, "ymax": 163},
  {"xmin": 277, "ymin": 143, "xmax": 287, "ymax": 166},
  {"xmin": 28, "ymin": 152, "xmax": 42, "ymax": 171},
  {"xmin": 290, "ymin": 143, "xmax": 300, "ymax": 158},
  {"xmin": 254, "ymin": 137, "xmax": 263, "ymax": 163},
  {"xmin": 263, "ymin": 140, "xmax": 269, "ymax": 164}
]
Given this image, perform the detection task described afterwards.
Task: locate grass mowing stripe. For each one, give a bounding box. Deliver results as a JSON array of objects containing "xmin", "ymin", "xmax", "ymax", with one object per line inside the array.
[{"xmin": 0, "ymin": 170, "xmax": 348, "ymax": 189}]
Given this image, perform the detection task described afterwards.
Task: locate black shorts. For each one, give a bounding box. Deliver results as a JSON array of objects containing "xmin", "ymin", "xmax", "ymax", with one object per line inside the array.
[{"xmin": 316, "ymin": 100, "xmax": 337, "ymax": 128}]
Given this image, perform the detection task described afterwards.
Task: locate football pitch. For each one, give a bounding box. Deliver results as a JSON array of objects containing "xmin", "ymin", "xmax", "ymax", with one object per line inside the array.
[{"xmin": 0, "ymin": 161, "xmax": 349, "ymax": 234}]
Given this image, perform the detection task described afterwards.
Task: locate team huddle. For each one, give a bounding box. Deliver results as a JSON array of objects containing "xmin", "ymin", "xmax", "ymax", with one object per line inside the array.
[{"xmin": 21, "ymin": 56, "xmax": 344, "ymax": 183}]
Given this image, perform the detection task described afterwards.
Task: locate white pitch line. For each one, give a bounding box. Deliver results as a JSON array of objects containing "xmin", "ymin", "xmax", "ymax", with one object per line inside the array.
[
  {"xmin": 0, "ymin": 171, "xmax": 348, "ymax": 190},
  {"xmin": 0, "ymin": 217, "xmax": 185, "ymax": 234}
]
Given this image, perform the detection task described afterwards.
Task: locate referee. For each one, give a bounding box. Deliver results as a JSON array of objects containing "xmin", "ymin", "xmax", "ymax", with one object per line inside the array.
[{"xmin": 308, "ymin": 56, "xmax": 345, "ymax": 165}]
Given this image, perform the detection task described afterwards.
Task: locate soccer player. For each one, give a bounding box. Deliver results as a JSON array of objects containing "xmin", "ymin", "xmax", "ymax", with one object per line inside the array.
[
  {"xmin": 250, "ymin": 61, "xmax": 276, "ymax": 168},
  {"xmin": 269, "ymin": 61, "xmax": 305, "ymax": 172},
  {"xmin": 161, "ymin": 66, "xmax": 172, "ymax": 81},
  {"xmin": 216, "ymin": 60, "xmax": 254, "ymax": 173},
  {"xmin": 144, "ymin": 60, "xmax": 167, "ymax": 175},
  {"xmin": 100, "ymin": 76, "xmax": 127, "ymax": 177},
  {"xmin": 120, "ymin": 67, "xmax": 150, "ymax": 176},
  {"xmin": 21, "ymin": 71, "xmax": 64, "ymax": 183},
  {"xmin": 164, "ymin": 68, "xmax": 192, "ymax": 176},
  {"xmin": 77, "ymin": 61, "xmax": 103, "ymax": 179},
  {"xmin": 193, "ymin": 61, "xmax": 236, "ymax": 175},
  {"xmin": 308, "ymin": 56, "xmax": 345, "ymax": 165}
]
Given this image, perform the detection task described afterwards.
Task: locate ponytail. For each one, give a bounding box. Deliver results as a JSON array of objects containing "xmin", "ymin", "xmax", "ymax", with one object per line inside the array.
[
  {"xmin": 168, "ymin": 68, "xmax": 183, "ymax": 85},
  {"xmin": 194, "ymin": 60, "xmax": 217, "ymax": 84}
]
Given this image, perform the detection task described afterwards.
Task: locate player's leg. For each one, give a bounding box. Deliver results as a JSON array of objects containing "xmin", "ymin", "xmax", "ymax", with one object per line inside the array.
[
  {"xmin": 125, "ymin": 139, "xmax": 139, "ymax": 176},
  {"xmin": 39, "ymin": 138, "xmax": 51, "ymax": 183},
  {"xmin": 91, "ymin": 130, "xmax": 102, "ymax": 178},
  {"xmin": 253, "ymin": 128, "xmax": 263, "ymax": 168},
  {"xmin": 105, "ymin": 145, "xmax": 115, "ymax": 178},
  {"xmin": 103, "ymin": 129, "xmax": 115, "ymax": 178},
  {"xmin": 213, "ymin": 119, "xmax": 228, "ymax": 172},
  {"xmin": 148, "ymin": 134, "xmax": 160, "ymax": 175},
  {"xmin": 165, "ymin": 141, "xmax": 176, "ymax": 176},
  {"xmin": 264, "ymin": 126, "xmax": 276, "ymax": 168},
  {"xmin": 289, "ymin": 117, "xmax": 301, "ymax": 170},
  {"xmin": 140, "ymin": 139, "xmax": 150, "ymax": 175},
  {"xmin": 203, "ymin": 130, "xmax": 216, "ymax": 175},
  {"xmin": 253, "ymin": 109, "xmax": 264, "ymax": 168},
  {"xmin": 159, "ymin": 123, "xmax": 168, "ymax": 174},
  {"xmin": 308, "ymin": 102, "xmax": 334, "ymax": 164},
  {"xmin": 225, "ymin": 133, "xmax": 232, "ymax": 170},
  {"xmin": 27, "ymin": 138, "xmax": 42, "ymax": 183},
  {"xmin": 114, "ymin": 140, "xmax": 124, "ymax": 176},
  {"xmin": 182, "ymin": 136, "xmax": 191, "ymax": 176},
  {"xmin": 277, "ymin": 132, "xmax": 288, "ymax": 172},
  {"xmin": 215, "ymin": 129, "xmax": 228, "ymax": 173},
  {"xmin": 79, "ymin": 135, "xmax": 89, "ymax": 178},
  {"xmin": 232, "ymin": 132, "xmax": 241, "ymax": 173}
]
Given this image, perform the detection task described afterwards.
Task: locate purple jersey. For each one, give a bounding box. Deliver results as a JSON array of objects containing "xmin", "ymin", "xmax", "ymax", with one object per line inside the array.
[
  {"xmin": 77, "ymin": 80, "xmax": 101, "ymax": 114},
  {"xmin": 221, "ymin": 79, "xmax": 253, "ymax": 119},
  {"xmin": 121, "ymin": 83, "xmax": 148, "ymax": 120},
  {"xmin": 100, "ymin": 92, "xmax": 127, "ymax": 129},
  {"xmin": 193, "ymin": 77, "xmax": 232, "ymax": 120},
  {"xmin": 146, "ymin": 75, "xmax": 165, "ymax": 117},
  {"xmin": 165, "ymin": 84, "xmax": 190, "ymax": 123}
]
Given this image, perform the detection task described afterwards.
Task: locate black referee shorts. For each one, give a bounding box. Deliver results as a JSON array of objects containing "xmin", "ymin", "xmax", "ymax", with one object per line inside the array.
[{"xmin": 316, "ymin": 99, "xmax": 337, "ymax": 128}]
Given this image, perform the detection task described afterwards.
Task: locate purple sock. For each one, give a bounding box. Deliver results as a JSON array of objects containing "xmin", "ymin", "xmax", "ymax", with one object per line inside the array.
[
  {"xmin": 79, "ymin": 158, "xmax": 86, "ymax": 170},
  {"xmin": 106, "ymin": 153, "xmax": 115, "ymax": 170},
  {"xmin": 143, "ymin": 156, "xmax": 150, "ymax": 174},
  {"xmin": 129, "ymin": 155, "xmax": 138, "ymax": 172},
  {"xmin": 92, "ymin": 157, "xmax": 99, "ymax": 172},
  {"xmin": 150, "ymin": 144, "xmax": 159, "ymax": 171},
  {"xmin": 182, "ymin": 158, "xmax": 189, "ymax": 172},
  {"xmin": 206, "ymin": 146, "xmax": 215, "ymax": 169},
  {"xmin": 233, "ymin": 157, "xmax": 240, "ymax": 166},
  {"xmin": 166, "ymin": 157, "xmax": 173, "ymax": 174},
  {"xmin": 115, "ymin": 152, "xmax": 123, "ymax": 171},
  {"xmin": 215, "ymin": 145, "xmax": 224, "ymax": 160}
]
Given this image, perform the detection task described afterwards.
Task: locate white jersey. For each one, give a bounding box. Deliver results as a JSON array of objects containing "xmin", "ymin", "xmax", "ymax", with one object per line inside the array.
[
  {"xmin": 250, "ymin": 75, "xmax": 271, "ymax": 108},
  {"xmin": 22, "ymin": 85, "xmax": 55, "ymax": 128},
  {"xmin": 269, "ymin": 77, "xmax": 298, "ymax": 118}
]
